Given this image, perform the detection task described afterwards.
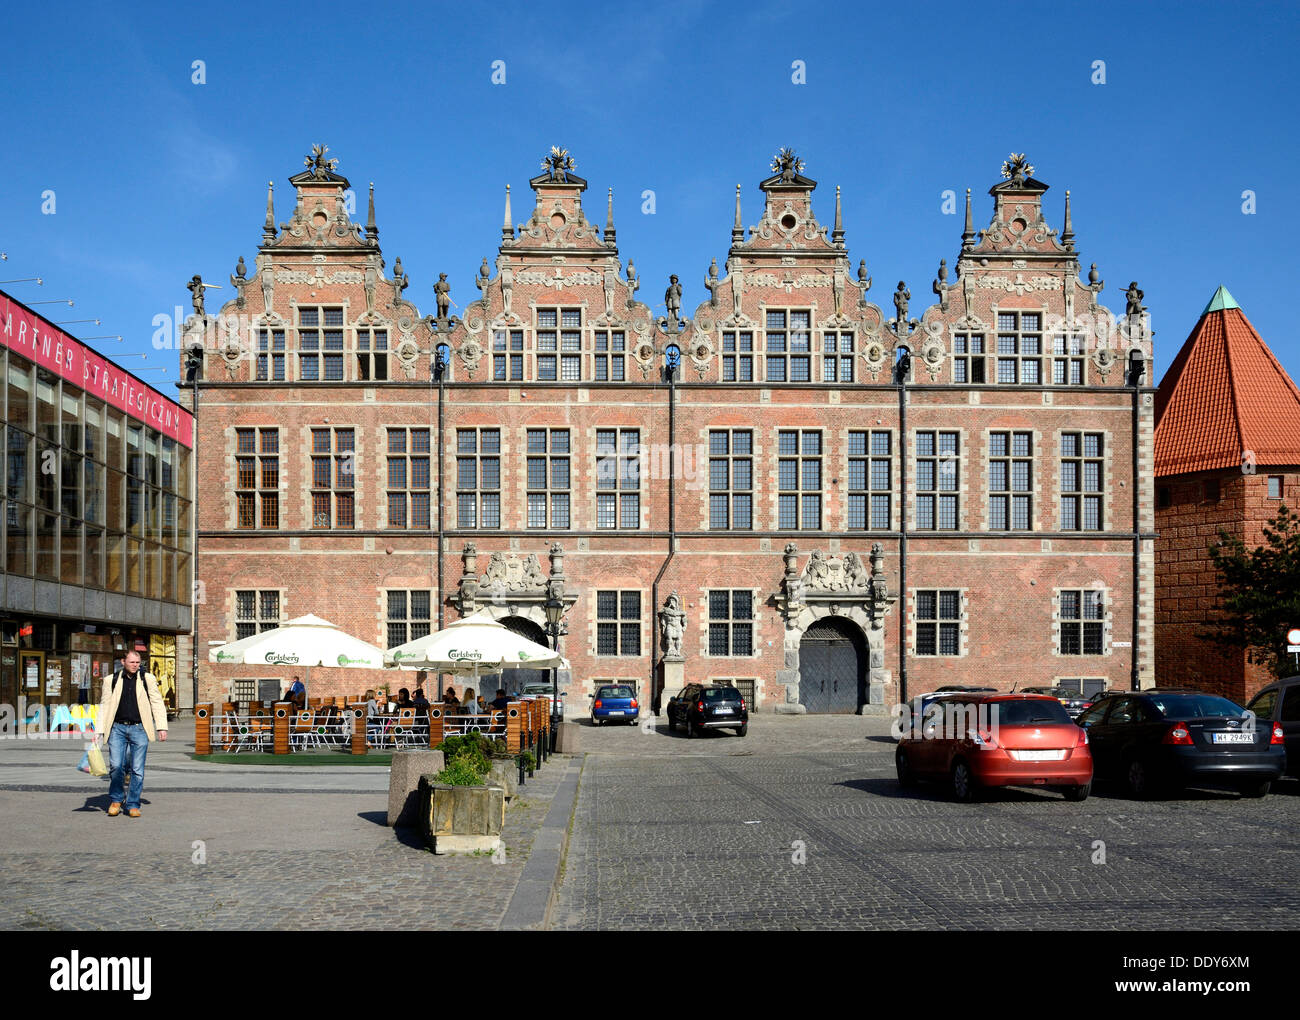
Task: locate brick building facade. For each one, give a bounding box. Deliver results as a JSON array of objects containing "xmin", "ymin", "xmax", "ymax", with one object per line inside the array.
[
  {"xmin": 181, "ymin": 147, "xmax": 1154, "ymax": 713},
  {"xmin": 1154, "ymin": 287, "xmax": 1300, "ymax": 703}
]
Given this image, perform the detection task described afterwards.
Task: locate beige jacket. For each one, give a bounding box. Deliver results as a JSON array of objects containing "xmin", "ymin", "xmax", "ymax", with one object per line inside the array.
[{"xmin": 94, "ymin": 670, "xmax": 170, "ymax": 742}]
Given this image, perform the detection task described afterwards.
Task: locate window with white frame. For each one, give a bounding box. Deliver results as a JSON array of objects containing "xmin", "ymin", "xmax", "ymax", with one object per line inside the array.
[
  {"xmin": 537, "ymin": 308, "xmax": 581, "ymax": 381},
  {"xmin": 995, "ymin": 312, "xmax": 1042, "ymax": 384},
  {"xmin": 823, "ymin": 331, "xmax": 854, "ymax": 382},
  {"xmin": 709, "ymin": 430, "xmax": 753, "ymax": 529},
  {"xmin": 722, "ymin": 330, "xmax": 754, "ymax": 381},
  {"xmin": 257, "ymin": 328, "xmax": 285, "ymax": 381},
  {"xmin": 595, "ymin": 429, "xmax": 640, "ymax": 529},
  {"xmin": 298, "ymin": 306, "xmax": 345, "ymax": 381},
  {"xmin": 1059, "ymin": 590, "xmax": 1105, "ymax": 654},
  {"xmin": 310, "ymin": 427, "xmax": 354, "ymax": 528},
  {"xmin": 765, "ymin": 310, "xmax": 812, "ymax": 382},
  {"xmin": 236, "ymin": 428, "xmax": 279, "ymax": 529},
  {"xmin": 1060, "ymin": 432, "xmax": 1103, "ymax": 530},
  {"xmin": 387, "ymin": 428, "xmax": 431, "ymax": 529},
  {"xmin": 596, "ymin": 590, "xmax": 641, "ymax": 655},
  {"xmin": 527, "ymin": 428, "xmax": 570, "ymax": 529},
  {"xmin": 235, "ymin": 589, "xmax": 280, "ymax": 640},
  {"xmin": 708, "ymin": 590, "xmax": 753, "ymax": 655},
  {"xmin": 915, "ymin": 590, "xmax": 960, "ymax": 655},
  {"xmin": 357, "ymin": 327, "xmax": 388, "ymax": 381},
  {"xmin": 848, "ymin": 430, "xmax": 891, "ymax": 530},
  {"xmin": 1052, "ymin": 332, "xmax": 1085, "ymax": 385},
  {"xmin": 493, "ymin": 329, "xmax": 524, "ymax": 381},
  {"xmin": 387, "ymin": 590, "xmax": 431, "ymax": 648},
  {"xmin": 989, "ymin": 430, "xmax": 1033, "ymax": 530},
  {"xmin": 594, "ymin": 330, "xmax": 626, "ymax": 381},
  {"xmin": 778, "ymin": 430, "xmax": 821, "ymax": 529},
  {"xmin": 915, "ymin": 430, "xmax": 959, "ymax": 530},
  {"xmin": 952, "ymin": 334, "xmax": 985, "ymax": 383},
  {"xmin": 456, "ymin": 428, "xmax": 501, "ymax": 528}
]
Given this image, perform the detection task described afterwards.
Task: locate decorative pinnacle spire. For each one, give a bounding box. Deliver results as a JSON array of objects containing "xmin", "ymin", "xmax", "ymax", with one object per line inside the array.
[
  {"xmin": 1061, "ymin": 189, "xmax": 1074, "ymax": 249},
  {"xmin": 604, "ymin": 187, "xmax": 616, "ymax": 242},
  {"xmin": 961, "ymin": 187, "xmax": 974, "ymax": 250},
  {"xmin": 832, "ymin": 185, "xmax": 845, "ymax": 246},
  {"xmin": 732, "ymin": 184, "xmax": 743, "ymax": 244},
  {"xmin": 502, "ymin": 184, "xmax": 513, "ymax": 241},
  {"xmin": 263, "ymin": 181, "xmax": 276, "ymax": 242},
  {"xmin": 365, "ymin": 182, "xmax": 378, "ymax": 242}
]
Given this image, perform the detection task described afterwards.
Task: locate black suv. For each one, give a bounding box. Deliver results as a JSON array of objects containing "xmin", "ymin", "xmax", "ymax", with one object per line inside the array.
[{"xmin": 666, "ymin": 684, "xmax": 748, "ymax": 738}]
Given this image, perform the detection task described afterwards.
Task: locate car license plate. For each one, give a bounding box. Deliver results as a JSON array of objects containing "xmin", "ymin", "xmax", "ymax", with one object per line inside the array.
[
  {"xmin": 607, "ymin": 710, "xmax": 624, "ymax": 716},
  {"xmin": 715, "ymin": 707, "xmax": 733, "ymax": 715},
  {"xmin": 1013, "ymin": 749, "xmax": 1065, "ymax": 761},
  {"xmin": 1212, "ymin": 732, "xmax": 1252, "ymax": 744}
]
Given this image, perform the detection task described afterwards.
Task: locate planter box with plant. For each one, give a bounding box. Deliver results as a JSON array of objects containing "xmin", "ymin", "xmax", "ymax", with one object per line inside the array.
[{"xmin": 416, "ymin": 740, "xmax": 506, "ymax": 853}]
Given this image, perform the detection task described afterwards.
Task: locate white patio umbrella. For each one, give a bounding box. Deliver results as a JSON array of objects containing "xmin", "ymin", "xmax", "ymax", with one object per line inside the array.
[
  {"xmin": 208, "ymin": 614, "xmax": 385, "ymax": 704},
  {"xmin": 384, "ymin": 612, "xmax": 563, "ymax": 704}
]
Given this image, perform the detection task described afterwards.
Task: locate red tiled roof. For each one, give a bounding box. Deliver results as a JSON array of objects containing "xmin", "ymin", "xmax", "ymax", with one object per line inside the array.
[{"xmin": 1154, "ymin": 288, "xmax": 1300, "ymax": 476}]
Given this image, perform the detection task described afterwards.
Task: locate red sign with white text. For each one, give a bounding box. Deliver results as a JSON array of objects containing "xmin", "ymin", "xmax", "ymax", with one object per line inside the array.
[{"xmin": 0, "ymin": 293, "xmax": 192, "ymax": 447}]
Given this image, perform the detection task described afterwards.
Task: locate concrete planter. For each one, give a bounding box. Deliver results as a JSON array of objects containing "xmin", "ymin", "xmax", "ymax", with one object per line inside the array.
[
  {"xmin": 417, "ymin": 775, "xmax": 505, "ymax": 855},
  {"xmin": 387, "ymin": 750, "xmax": 446, "ymax": 827},
  {"xmin": 487, "ymin": 760, "xmax": 519, "ymax": 800}
]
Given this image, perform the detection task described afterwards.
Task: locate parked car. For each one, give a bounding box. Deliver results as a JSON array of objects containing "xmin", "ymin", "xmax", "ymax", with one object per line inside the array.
[
  {"xmin": 590, "ymin": 684, "xmax": 639, "ymax": 726},
  {"xmin": 895, "ymin": 693, "xmax": 1092, "ymax": 802},
  {"xmin": 666, "ymin": 683, "xmax": 748, "ymax": 737},
  {"xmin": 1243, "ymin": 676, "xmax": 1300, "ymax": 779},
  {"xmin": 1021, "ymin": 686, "xmax": 1093, "ymax": 719},
  {"xmin": 521, "ymin": 681, "xmax": 565, "ymax": 718},
  {"xmin": 1074, "ymin": 689, "xmax": 1287, "ymax": 798},
  {"xmin": 911, "ymin": 687, "xmax": 997, "ymax": 731}
]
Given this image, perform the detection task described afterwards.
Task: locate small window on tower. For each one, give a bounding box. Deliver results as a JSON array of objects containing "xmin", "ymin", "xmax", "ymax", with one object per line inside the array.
[
  {"xmin": 1156, "ymin": 487, "xmax": 1171, "ymax": 509},
  {"xmin": 1267, "ymin": 476, "xmax": 1283, "ymax": 500},
  {"xmin": 1203, "ymin": 479, "xmax": 1220, "ymax": 503}
]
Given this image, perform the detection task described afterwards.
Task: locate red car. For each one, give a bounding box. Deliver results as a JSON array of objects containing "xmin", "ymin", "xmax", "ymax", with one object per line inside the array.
[{"xmin": 896, "ymin": 693, "xmax": 1093, "ymax": 801}]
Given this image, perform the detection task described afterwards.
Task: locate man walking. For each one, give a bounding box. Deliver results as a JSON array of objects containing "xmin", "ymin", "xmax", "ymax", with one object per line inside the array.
[{"xmin": 94, "ymin": 650, "xmax": 169, "ymax": 818}]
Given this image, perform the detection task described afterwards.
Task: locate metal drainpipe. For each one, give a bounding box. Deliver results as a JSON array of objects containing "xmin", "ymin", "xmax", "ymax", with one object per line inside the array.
[
  {"xmin": 651, "ymin": 359, "xmax": 676, "ymax": 715},
  {"xmin": 436, "ymin": 356, "xmax": 446, "ymax": 700},
  {"xmin": 1131, "ymin": 359, "xmax": 1142, "ymax": 691},
  {"xmin": 897, "ymin": 352, "xmax": 909, "ymax": 706}
]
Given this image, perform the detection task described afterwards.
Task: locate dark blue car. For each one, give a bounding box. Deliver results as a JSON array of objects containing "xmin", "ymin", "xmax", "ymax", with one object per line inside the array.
[{"xmin": 590, "ymin": 684, "xmax": 639, "ymax": 726}]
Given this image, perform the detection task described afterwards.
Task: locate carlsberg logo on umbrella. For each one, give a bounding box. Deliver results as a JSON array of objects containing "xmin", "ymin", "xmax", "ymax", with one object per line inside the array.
[
  {"xmin": 449, "ymin": 649, "xmax": 483, "ymax": 661},
  {"xmin": 266, "ymin": 652, "xmax": 300, "ymax": 665}
]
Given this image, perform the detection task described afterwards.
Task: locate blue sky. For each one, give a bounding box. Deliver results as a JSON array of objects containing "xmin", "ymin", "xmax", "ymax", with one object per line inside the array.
[{"xmin": 1, "ymin": 0, "xmax": 1297, "ymax": 389}]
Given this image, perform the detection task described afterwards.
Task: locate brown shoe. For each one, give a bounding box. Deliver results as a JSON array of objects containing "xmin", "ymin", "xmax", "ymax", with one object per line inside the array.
[
  {"xmin": 107, "ymin": 802, "xmax": 121, "ymax": 817},
  {"xmin": 127, "ymin": 808, "xmax": 141, "ymax": 819}
]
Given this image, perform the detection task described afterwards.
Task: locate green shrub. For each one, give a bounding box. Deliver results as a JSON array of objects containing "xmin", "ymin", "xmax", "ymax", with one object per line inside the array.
[
  {"xmin": 435, "ymin": 749, "xmax": 491, "ymax": 786},
  {"xmin": 437, "ymin": 732, "xmax": 513, "ymax": 765},
  {"xmin": 519, "ymin": 750, "xmax": 536, "ymax": 771}
]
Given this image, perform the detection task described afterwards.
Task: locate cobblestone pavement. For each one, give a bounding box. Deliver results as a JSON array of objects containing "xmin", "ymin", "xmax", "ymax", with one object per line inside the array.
[
  {"xmin": 0, "ymin": 722, "xmax": 575, "ymax": 931},
  {"xmin": 553, "ymin": 716, "xmax": 1300, "ymax": 930}
]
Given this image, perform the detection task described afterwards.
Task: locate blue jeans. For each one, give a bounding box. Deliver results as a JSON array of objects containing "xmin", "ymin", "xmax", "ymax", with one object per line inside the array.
[{"xmin": 107, "ymin": 723, "xmax": 149, "ymax": 810}]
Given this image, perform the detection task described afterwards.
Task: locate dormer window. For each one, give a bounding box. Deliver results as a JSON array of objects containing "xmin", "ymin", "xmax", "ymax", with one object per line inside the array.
[{"xmin": 299, "ymin": 306, "xmax": 345, "ymax": 381}]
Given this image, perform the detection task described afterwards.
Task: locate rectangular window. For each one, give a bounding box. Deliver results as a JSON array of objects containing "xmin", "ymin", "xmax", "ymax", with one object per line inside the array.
[
  {"xmin": 386, "ymin": 589, "xmax": 432, "ymax": 649},
  {"xmin": 256, "ymin": 329, "xmax": 285, "ymax": 381},
  {"xmin": 848, "ymin": 430, "xmax": 891, "ymax": 530},
  {"xmin": 915, "ymin": 430, "xmax": 959, "ymax": 530},
  {"xmin": 765, "ymin": 310, "xmax": 811, "ymax": 382},
  {"xmin": 358, "ymin": 328, "xmax": 388, "ymax": 381},
  {"xmin": 493, "ymin": 330, "xmax": 524, "ymax": 381},
  {"xmin": 915, "ymin": 590, "xmax": 960, "ymax": 656},
  {"xmin": 777, "ymin": 430, "xmax": 821, "ymax": 530},
  {"xmin": 235, "ymin": 589, "xmax": 280, "ymax": 641},
  {"xmin": 994, "ymin": 312, "xmax": 1042, "ymax": 384},
  {"xmin": 709, "ymin": 429, "xmax": 753, "ymax": 529},
  {"xmin": 722, "ymin": 331, "xmax": 753, "ymax": 382},
  {"xmin": 527, "ymin": 428, "xmax": 570, "ymax": 529},
  {"xmin": 952, "ymin": 334, "xmax": 986, "ymax": 384},
  {"xmin": 708, "ymin": 589, "xmax": 754, "ymax": 656},
  {"xmin": 596, "ymin": 590, "xmax": 641, "ymax": 656},
  {"xmin": 594, "ymin": 331, "xmax": 625, "ymax": 382},
  {"xmin": 386, "ymin": 427, "xmax": 431, "ymax": 529},
  {"xmin": 1060, "ymin": 589, "xmax": 1105, "ymax": 655},
  {"xmin": 1060, "ymin": 432, "xmax": 1103, "ymax": 530},
  {"xmin": 989, "ymin": 430, "xmax": 1033, "ymax": 530},
  {"xmin": 537, "ymin": 308, "xmax": 581, "ymax": 381},
  {"xmin": 1052, "ymin": 333, "xmax": 1085, "ymax": 386},
  {"xmin": 298, "ymin": 306, "xmax": 344, "ymax": 381},
  {"xmin": 595, "ymin": 428, "xmax": 640, "ymax": 530},
  {"xmin": 235, "ymin": 428, "xmax": 279, "ymax": 529},
  {"xmin": 310, "ymin": 427, "xmax": 355, "ymax": 529},
  {"xmin": 1267, "ymin": 475, "xmax": 1283, "ymax": 500},
  {"xmin": 823, "ymin": 331, "xmax": 854, "ymax": 382},
  {"xmin": 456, "ymin": 428, "xmax": 501, "ymax": 528}
]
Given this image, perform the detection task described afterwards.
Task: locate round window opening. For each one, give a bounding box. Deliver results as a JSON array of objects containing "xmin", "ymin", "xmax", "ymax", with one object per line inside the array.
[
  {"xmin": 780, "ymin": 213, "xmax": 798, "ymax": 230},
  {"xmin": 550, "ymin": 212, "xmax": 566, "ymax": 229},
  {"xmin": 312, "ymin": 211, "xmax": 328, "ymax": 228},
  {"xmin": 1010, "ymin": 217, "xmax": 1027, "ymax": 234}
]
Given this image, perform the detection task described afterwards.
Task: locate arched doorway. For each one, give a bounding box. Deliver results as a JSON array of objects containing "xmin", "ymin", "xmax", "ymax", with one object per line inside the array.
[
  {"xmin": 494, "ymin": 615, "xmax": 550, "ymax": 697},
  {"xmin": 798, "ymin": 617, "xmax": 866, "ymax": 714}
]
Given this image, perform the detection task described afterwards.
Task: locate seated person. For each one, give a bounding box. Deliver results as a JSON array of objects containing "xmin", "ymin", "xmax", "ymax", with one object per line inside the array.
[
  {"xmin": 364, "ymin": 689, "xmax": 379, "ymax": 717},
  {"xmin": 490, "ymin": 688, "xmax": 511, "ymax": 712},
  {"xmin": 442, "ymin": 687, "xmax": 460, "ymax": 711},
  {"xmin": 461, "ymin": 688, "xmax": 480, "ymax": 716},
  {"xmin": 395, "ymin": 688, "xmax": 413, "ymax": 710},
  {"xmin": 412, "ymin": 687, "xmax": 430, "ymax": 716}
]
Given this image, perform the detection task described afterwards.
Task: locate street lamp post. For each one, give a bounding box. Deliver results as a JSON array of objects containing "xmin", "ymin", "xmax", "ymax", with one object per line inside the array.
[{"xmin": 544, "ymin": 592, "xmax": 564, "ymax": 752}]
